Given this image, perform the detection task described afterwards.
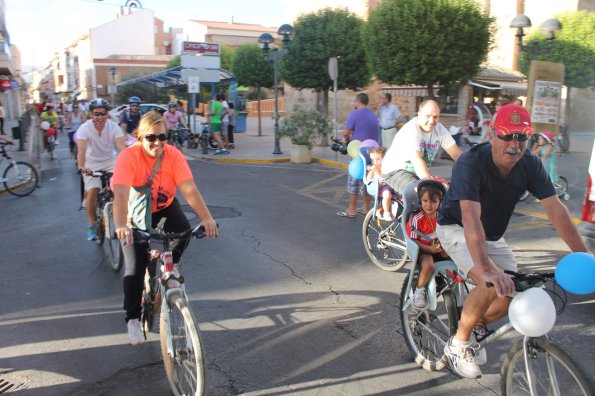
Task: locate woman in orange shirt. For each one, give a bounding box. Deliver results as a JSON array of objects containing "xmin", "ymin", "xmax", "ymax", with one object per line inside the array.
[{"xmin": 112, "ymin": 111, "xmax": 218, "ymax": 345}]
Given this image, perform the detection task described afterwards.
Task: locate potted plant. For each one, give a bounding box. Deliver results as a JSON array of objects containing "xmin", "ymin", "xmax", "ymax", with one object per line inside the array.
[{"xmin": 278, "ymin": 109, "xmax": 329, "ymax": 163}]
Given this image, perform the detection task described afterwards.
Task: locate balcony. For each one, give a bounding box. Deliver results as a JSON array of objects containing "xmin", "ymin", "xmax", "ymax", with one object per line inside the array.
[{"xmin": 0, "ymin": 41, "xmax": 15, "ymax": 76}]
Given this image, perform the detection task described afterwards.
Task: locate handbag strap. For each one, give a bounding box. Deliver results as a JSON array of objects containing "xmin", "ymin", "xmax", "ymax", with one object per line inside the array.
[{"xmin": 146, "ymin": 154, "xmax": 162, "ymax": 187}]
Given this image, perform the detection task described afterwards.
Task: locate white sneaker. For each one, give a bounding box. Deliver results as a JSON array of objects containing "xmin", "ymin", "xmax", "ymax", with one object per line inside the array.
[
  {"xmin": 444, "ymin": 337, "xmax": 482, "ymax": 379},
  {"xmin": 127, "ymin": 319, "xmax": 144, "ymax": 345},
  {"xmin": 413, "ymin": 288, "xmax": 427, "ymax": 309}
]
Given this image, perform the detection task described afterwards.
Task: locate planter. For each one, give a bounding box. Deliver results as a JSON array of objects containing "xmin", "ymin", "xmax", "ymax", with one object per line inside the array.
[{"xmin": 290, "ymin": 144, "xmax": 312, "ymax": 164}]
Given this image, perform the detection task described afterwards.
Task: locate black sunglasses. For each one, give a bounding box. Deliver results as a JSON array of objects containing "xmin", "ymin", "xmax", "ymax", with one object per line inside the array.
[
  {"xmin": 496, "ymin": 133, "xmax": 529, "ymax": 142},
  {"xmin": 92, "ymin": 111, "xmax": 107, "ymax": 116},
  {"xmin": 144, "ymin": 133, "xmax": 168, "ymax": 142}
]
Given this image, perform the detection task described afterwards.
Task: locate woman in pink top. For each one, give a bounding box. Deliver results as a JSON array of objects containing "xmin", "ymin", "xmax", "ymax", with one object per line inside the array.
[{"xmin": 112, "ymin": 111, "xmax": 217, "ymax": 345}]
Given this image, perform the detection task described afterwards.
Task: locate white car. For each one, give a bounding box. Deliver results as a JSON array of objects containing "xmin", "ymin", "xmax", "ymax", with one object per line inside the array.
[
  {"xmin": 578, "ymin": 139, "xmax": 595, "ymax": 252},
  {"xmin": 109, "ymin": 103, "xmax": 168, "ymax": 123}
]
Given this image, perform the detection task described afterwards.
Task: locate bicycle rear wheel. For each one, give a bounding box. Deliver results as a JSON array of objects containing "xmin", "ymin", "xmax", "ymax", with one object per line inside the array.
[
  {"xmin": 362, "ymin": 205, "xmax": 408, "ymax": 271},
  {"xmin": 2, "ymin": 161, "xmax": 38, "ymax": 196},
  {"xmin": 501, "ymin": 337, "xmax": 592, "ymax": 396},
  {"xmin": 400, "ymin": 273, "xmax": 458, "ymax": 371},
  {"xmin": 160, "ymin": 293, "xmax": 206, "ymax": 396}
]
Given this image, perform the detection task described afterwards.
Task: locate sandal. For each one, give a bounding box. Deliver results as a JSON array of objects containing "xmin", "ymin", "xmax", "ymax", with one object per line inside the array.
[
  {"xmin": 356, "ymin": 208, "xmax": 368, "ymax": 215},
  {"xmin": 336, "ymin": 211, "xmax": 356, "ymax": 218}
]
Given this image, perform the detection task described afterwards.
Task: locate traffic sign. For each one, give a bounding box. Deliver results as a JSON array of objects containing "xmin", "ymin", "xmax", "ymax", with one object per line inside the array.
[
  {"xmin": 328, "ymin": 57, "xmax": 338, "ymax": 81},
  {"xmin": 188, "ymin": 76, "xmax": 200, "ymax": 93},
  {"xmin": 181, "ymin": 69, "xmax": 221, "ymax": 84}
]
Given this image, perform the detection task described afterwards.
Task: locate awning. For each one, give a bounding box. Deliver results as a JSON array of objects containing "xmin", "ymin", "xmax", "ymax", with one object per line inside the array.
[
  {"xmin": 116, "ymin": 66, "xmax": 236, "ymax": 89},
  {"xmin": 471, "ymin": 80, "xmax": 527, "ymax": 96},
  {"xmin": 381, "ymin": 85, "xmax": 440, "ymax": 97}
]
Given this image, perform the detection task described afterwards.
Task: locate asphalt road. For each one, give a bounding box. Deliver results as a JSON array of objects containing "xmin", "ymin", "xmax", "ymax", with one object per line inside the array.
[{"xmin": 1, "ymin": 138, "xmax": 594, "ymax": 395}]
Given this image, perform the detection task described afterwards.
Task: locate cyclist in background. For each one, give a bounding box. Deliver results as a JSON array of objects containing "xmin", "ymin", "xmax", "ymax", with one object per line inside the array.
[
  {"xmin": 112, "ymin": 111, "xmax": 218, "ymax": 345},
  {"xmin": 120, "ymin": 96, "xmax": 143, "ymax": 140},
  {"xmin": 164, "ymin": 100, "xmax": 188, "ymax": 147},
  {"xmin": 436, "ymin": 104, "xmax": 587, "ymax": 379},
  {"xmin": 77, "ymin": 98, "xmax": 126, "ymax": 240},
  {"xmin": 66, "ymin": 102, "xmax": 87, "ymax": 158},
  {"xmin": 40, "ymin": 105, "xmax": 58, "ymax": 129}
]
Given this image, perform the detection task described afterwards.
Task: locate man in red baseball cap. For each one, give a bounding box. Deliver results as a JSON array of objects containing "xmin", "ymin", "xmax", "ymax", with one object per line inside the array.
[{"xmin": 434, "ymin": 104, "xmax": 588, "ymax": 379}]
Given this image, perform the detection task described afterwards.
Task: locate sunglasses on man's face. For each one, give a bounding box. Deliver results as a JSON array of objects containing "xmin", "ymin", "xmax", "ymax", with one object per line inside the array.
[
  {"xmin": 144, "ymin": 133, "xmax": 168, "ymax": 142},
  {"xmin": 92, "ymin": 111, "xmax": 107, "ymax": 116},
  {"xmin": 496, "ymin": 133, "xmax": 529, "ymax": 142}
]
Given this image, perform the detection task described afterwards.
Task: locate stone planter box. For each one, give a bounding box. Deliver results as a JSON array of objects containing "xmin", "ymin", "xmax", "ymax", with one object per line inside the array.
[{"xmin": 290, "ymin": 144, "xmax": 312, "ymax": 164}]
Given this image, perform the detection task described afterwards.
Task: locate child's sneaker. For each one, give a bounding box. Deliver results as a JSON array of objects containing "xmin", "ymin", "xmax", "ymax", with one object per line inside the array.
[
  {"xmin": 413, "ymin": 287, "xmax": 427, "ymax": 309},
  {"xmin": 382, "ymin": 213, "xmax": 393, "ymax": 222},
  {"xmin": 87, "ymin": 224, "xmax": 98, "ymax": 240},
  {"xmin": 443, "ymin": 337, "xmax": 482, "ymax": 379}
]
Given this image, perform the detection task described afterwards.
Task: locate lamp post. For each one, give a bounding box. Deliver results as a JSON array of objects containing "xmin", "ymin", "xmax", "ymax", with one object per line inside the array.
[
  {"xmin": 510, "ymin": 15, "xmax": 562, "ymax": 59},
  {"xmin": 258, "ymin": 24, "xmax": 294, "ymax": 155}
]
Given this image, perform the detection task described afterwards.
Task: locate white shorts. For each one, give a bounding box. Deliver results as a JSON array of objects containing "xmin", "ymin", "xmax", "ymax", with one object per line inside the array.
[
  {"xmin": 82, "ymin": 163, "xmax": 114, "ymax": 192},
  {"xmin": 436, "ymin": 223, "xmax": 517, "ymax": 276}
]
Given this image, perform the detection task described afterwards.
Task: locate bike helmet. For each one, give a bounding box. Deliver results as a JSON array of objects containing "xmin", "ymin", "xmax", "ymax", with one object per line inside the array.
[
  {"xmin": 539, "ymin": 131, "xmax": 554, "ymax": 143},
  {"xmin": 416, "ymin": 176, "xmax": 448, "ymax": 200},
  {"xmin": 128, "ymin": 96, "xmax": 141, "ymax": 104},
  {"xmin": 168, "ymin": 100, "xmax": 177, "ymax": 107},
  {"xmin": 89, "ymin": 98, "xmax": 110, "ymax": 111}
]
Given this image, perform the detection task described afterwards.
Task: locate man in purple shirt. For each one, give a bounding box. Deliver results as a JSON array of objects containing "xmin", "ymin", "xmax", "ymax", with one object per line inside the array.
[{"xmin": 337, "ymin": 93, "xmax": 379, "ymax": 218}]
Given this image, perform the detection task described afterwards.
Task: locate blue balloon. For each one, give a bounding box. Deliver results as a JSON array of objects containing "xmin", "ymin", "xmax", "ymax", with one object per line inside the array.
[
  {"xmin": 348, "ymin": 157, "xmax": 365, "ymax": 180},
  {"xmin": 555, "ymin": 252, "xmax": 595, "ymax": 295}
]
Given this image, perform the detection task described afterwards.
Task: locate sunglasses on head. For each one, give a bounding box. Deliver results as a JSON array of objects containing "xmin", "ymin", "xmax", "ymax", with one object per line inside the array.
[
  {"xmin": 92, "ymin": 111, "xmax": 107, "ymax": 116},
  {"xmin": 496, "ymin": 133, "xmax": 529, "ymax": 142},
  {"xmin": 144, "ymin": 133, "xmax": 168, "ymax": 142}
]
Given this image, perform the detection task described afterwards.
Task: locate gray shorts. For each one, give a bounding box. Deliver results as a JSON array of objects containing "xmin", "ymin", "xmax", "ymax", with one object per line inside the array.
[
  {"xmin": 436, "ymin": 223, "xmax": 517, "ymax": 276},
  {"xmin": 383, "ymin": 169, "xmax": 419, "ymax": 195}
]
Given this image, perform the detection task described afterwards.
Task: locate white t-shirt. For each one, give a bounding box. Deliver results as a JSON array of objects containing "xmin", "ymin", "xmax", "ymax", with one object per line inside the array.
[
  {"xmin": 221, "ymin": 100, "xmax": 230, "ymax": 123},
  {"xmin": 382, "ymin": 117, "xmax": 456, "ymax": 175},
  {"xmin": 77, "ymin": 119, "xmax": 123, "ymax": 169}
]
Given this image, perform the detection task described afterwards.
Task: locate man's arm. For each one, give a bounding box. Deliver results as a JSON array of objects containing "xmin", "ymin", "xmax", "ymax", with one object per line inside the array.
[
  {"xmin": 460, "ymin": 199, "xmax": 516, "ymax": 295},
  {"xmin": 342, "ymin": 128, "xmax": 353, "ymax": 144},
  {"xmin": 410, "ymin": 151, "xmax": 430, "ymax": 179},
  {"xmin": 115, "ymin": 136, "xmax": 126, "ymax": 152},
  {"xmin": 541, "ymin": 195, "xmax": 589, "ymax": 252},
  {"xmin": 446, "ymin": 144, "xmax": 462, "ymax": 161}
]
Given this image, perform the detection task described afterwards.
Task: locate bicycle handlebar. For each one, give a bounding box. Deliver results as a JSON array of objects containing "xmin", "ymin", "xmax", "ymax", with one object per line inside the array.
[
  {"xmin": 132, "ymin": 225, "xmax": 211, "ymax": 243},
  {"xmin": 78, "ymin": 169, "xmax": 113, "ymax": 178},
  {"xmin": 486, "ymin": 270, "xmax": 555, "ymax": 292}
]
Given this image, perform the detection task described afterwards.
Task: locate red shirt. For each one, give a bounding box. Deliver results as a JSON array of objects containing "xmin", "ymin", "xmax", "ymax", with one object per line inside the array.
[{"xmin": 406, "ymin": 210, "xmax": 438, "ymax": 246}]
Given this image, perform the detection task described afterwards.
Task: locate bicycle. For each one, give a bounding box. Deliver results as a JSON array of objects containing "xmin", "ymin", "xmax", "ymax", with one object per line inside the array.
[
  {"xmin": 398, "ymin": 181, "xmax": 592, "ymax": 395},
  {"xmin": 133, "ymin": 225, "xmax": 208, "ymax": 396},
  {"xmin": 0, "ymin": 141, "xmax": 39, "ymax": 197},
  {"xmin": 167, "ymin": 128, "xmax": 189, "ymax": 151},
  {"xmin": 361, "ymin": 174, "xmax": 409, "ymax": 272},
  {"xmin": 519, "ymin": 176, "xmax": 569, "ymax": 202},
  {"xmin": 85, "ymin": 170, "xmax": 123, "ymax": 271}
]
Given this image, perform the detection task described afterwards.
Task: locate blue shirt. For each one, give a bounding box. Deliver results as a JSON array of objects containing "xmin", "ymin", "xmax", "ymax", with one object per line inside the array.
[
  {"xmin": 346, "ymin": 107, "xmax": 379, "ymax": 142},
  {"xmin": 438, "ymin": 143, "xmax": 555, "ymax": 241}
]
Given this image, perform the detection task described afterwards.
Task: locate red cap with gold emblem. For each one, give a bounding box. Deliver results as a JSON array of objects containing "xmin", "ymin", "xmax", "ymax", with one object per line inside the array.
[{"xmin": 490, "ymin": 104, "xmax": 533, "ymax": 136}]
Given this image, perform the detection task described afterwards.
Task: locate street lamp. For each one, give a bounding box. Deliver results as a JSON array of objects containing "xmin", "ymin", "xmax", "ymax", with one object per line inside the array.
[
  {"xmin": 110, "ymin": 66, "xmax": 117, "ymax": 106},
  {"xmin": 510, "ymin": 15, "xmax": 562, "ymax": 59},
  {"xmin": 258, "ymin": 24, "xmax": 294, "ymax": 155}
]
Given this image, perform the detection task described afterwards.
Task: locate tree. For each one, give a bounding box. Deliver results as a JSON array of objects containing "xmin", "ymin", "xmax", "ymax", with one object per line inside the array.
[
  {"xmin": 364, "ymin": 0, "xmax": 494, "ymax": 97},
  {"xmin": 284, "ymin": 8, "xmax": 371, "ymax": 115},
  {"xmin": 232, "ymin": 44, "xmax": 274, "ymax": 136},
  {"xmin": 220, "ymin": 45, "xmax": 236, "ymax": 72},
  {"xmin": 166, "ymin": 55, "xmax": 181, "ymax": 69},
  {"xmin": 518, "ymin": 11, "xmax": 595, "ymax": 89}
]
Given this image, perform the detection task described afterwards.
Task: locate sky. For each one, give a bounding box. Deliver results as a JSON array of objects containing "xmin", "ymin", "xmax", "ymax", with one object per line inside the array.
[{"xmin": 4, "ymin": 0, "xmax": 300, "ymax": 69}]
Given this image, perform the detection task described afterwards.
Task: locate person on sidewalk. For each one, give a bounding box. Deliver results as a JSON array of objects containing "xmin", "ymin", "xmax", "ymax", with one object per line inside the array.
[
  {"xmin": 208, "ymin": 93, "xmax": 229, "ymax": 155},
  {"xmin": 77, "ymin": 98, "xmax": 125, "ymax": 240},
  {"xmin": 436, "ymin": 104, "xmax": 588, "ymax": 379},
  {"xmin": 337, "ymin": 92, "xmax": 378, "ymax": 218},
  {"xmin": 0, "ymin": 100, "xmax": 5, "ymax": 135},
  {"xmin": 376, "ymin": 93, "xmax": 401, "ymax": 149},
  {"xmin": 382, "ymin": 99, "xmax": 462, "ymax": 194},
  {"xmin": 227, "ymin": 102, "xmax": 236, "ymax": 149}
]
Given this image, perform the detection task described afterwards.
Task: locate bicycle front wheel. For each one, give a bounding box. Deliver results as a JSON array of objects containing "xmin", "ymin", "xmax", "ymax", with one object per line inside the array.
[
  {"xmin": 362, "ymin": 206, "xmax": 408, "ymax": 271},
  {"xmin": 400, "ymin": 273, "xmax": 458, "ymax": 371},
  {"xmin": 95, "ymin": 205, "xmax": 105, "ymax": 246},
  {"xmin": 556, "ymin": 176, "xmax": 569, "ymax": 201},
  {"xmin": 2, "ymin": 161, "xmax": 39, "ymax": 197},
  {"xmin": 160, "ymin": 293, "xmax": 206, "ymax": 396},
  {"xmin": 501, "ymin": 337, "xmax": 593, "ymax": 396},
  {"xmin": 105, "ymin": 203, "xmax": 123, "ymax": 271}
]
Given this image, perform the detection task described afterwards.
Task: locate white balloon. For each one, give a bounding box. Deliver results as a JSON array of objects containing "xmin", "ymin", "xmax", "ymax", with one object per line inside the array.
[
  {"xmin": 40, "ymin": 121, "xmax": 50, "ymax": 130},
  {"xmin": 509, "ymin": 288, "xmax": 556, "ymax": 337}
]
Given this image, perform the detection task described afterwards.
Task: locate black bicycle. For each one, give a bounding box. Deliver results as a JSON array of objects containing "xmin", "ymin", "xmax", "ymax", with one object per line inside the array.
[
  {"xmin": 86, "ymin": 170, "xmax": 123, "ymax": 271},
  {"xmin": 0, "ymin": 141, "xmax": 39, "ymax": 197}
]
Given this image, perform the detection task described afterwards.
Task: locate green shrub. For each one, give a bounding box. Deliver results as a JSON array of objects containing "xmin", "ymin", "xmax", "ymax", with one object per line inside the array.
[{"xmin": 278, "ymin": 109, "xmax": 329, "ymax": 149}]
